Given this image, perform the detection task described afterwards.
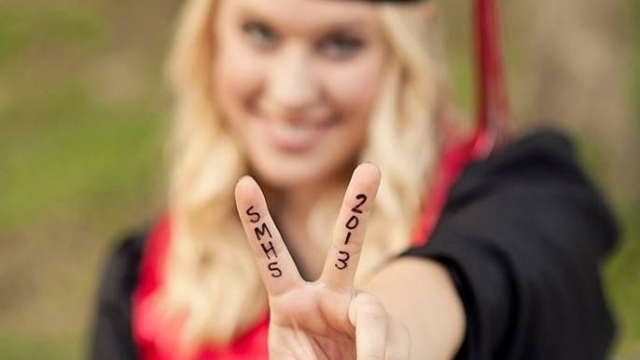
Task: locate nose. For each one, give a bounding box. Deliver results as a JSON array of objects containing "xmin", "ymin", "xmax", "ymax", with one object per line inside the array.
[{"xmin": 266, "ymin": 46, "xmax": 320, "ymax": 114}]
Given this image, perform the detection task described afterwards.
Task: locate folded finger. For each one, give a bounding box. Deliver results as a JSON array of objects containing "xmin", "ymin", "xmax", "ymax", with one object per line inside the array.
[
  {"xmin": 349, "ymin": 292, "xmax": 388, "ymax": 360},
  {"xmin": 320, "ymin": 163, "xmax": 381, "ymax": 290},
  {"xmin": 386, "ymin": 316, "xmax": 410, "ymax": 360},
  {"xmin": 235, "ymin": 176, "xmax": 302, "ymax": 296}
]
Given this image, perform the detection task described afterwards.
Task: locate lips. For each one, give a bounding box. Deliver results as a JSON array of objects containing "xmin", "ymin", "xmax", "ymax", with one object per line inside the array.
[{"xmin": 257, "ymin": 116, "xmax": 334, "ymax": 153}]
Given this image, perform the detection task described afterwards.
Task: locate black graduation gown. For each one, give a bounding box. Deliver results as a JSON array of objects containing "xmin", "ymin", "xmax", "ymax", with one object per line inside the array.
[{"xmin": 89, "ymin": 130, "xmax": 619, "ymax": 360}]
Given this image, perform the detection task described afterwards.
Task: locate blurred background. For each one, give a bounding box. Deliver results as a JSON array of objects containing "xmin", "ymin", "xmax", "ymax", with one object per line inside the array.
[{"xmin": 0, "ymin": 0, "xmax": 638, "ymax": 358}]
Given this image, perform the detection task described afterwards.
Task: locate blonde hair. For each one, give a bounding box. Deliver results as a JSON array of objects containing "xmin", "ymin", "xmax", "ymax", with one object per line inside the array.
[{"xmin": 154, "ymin": 0, "xmax": 450, "ymax": 352}]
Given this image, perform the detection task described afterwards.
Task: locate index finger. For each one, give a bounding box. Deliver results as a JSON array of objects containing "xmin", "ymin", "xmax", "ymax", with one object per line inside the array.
[
  {"xmin": 319, "ymin": 163, "xmax": 381, "ymax": 290},
  {"xmin": 235, "ymin": 176, "xmax": 302, "ymax": 296}
]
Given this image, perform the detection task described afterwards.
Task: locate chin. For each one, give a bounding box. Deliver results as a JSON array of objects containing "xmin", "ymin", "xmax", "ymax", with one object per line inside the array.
[
  {"xmin": 251, "ymin": 161, "xmax": 325, "ymax": 190},
  {"xmin": 248, "ymin": 153, "xmax": 350, "ymax": 192}
]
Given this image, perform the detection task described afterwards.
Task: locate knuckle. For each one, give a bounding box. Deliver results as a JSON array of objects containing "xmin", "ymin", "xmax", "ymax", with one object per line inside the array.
[
  {"xmin": 386, "ymin": 318, "xmax": 411, "ymax": 360},
  {"xmin": 386, "ymin": 350, "xmax": 408, "ymax": 360},
  {"xmin": 354, "ymin": 293, "xmax": 387, "ymax": 321},
  {"xmin": 362, "ymin": 351, "xmax": 386, "ymax": 360}
]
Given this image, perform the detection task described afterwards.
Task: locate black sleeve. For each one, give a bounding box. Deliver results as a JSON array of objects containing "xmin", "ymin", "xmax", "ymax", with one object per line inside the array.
[
  {"xmin": 401, "ymin": 130, "xmax": 618, "ymax": 360},
  {"xmin": 88, "ymin": 232, "xmax": 146, "ymax": 360}
]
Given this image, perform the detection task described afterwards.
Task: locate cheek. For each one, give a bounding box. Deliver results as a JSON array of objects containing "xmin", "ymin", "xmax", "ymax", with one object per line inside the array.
[
  {"xmin": 321, "ymin": 55, "xmax": 386, "ymax": 121},
  {"xmin": 213, "ymin": 41, "xmax": 264, "ymax": 119}
]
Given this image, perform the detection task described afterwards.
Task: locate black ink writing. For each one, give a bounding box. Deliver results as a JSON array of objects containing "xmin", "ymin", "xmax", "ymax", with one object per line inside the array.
[
  {"xmin": 245, "ymin": 206, "xmax": 283, "ymax": 278},
  {"xmin": 268, "ymin": 262, "xmax": 282, "ymax": 278},
  {"xmin": 246, "ymin": 206, "xmax": 260, "ymax": 223},
  {"xmin": 335, "ymin": 251, "xmax": 350, "ymax": 270},
  {"xmin": 344, "ymin": 232, "xmax": 352, "ymax": 245},
  {"xmin": 336, "ymin": 193, "xmax": 369, "ymax": 270},
  {"xmin": 261, "ymin": 241, "xmax": 278, "ymax": 260},
  {"xmin": 351, "ymin": 194, "xmax": 367, "ymax": 214},
  {"xmin": 254, "ymin": 222, "xmax": 272, "ymax": 241},
  {"xmin": 346, "ymin": 215, "xmax": 359, "ymax": 230}
]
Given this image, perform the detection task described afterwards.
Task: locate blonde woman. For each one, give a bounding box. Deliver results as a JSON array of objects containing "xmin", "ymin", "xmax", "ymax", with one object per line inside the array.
[{"xmin": 90, "ymin": 0, "xmax": 618, "ymax": 359}]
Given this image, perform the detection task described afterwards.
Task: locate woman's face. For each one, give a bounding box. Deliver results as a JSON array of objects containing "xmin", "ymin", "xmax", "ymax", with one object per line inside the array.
[{"xmin": 213, "ymin": 0, "xmax": 388, "ymax": 190}]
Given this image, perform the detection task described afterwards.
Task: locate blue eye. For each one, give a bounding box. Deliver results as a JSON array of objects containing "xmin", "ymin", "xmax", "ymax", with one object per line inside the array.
[
  {"xmin": 242, "ymin": 21, "xmax": 277, "ymax": 48},
  {"xmin": 319, "ymin": 36, "xmax": 364, "ymax": 58}
]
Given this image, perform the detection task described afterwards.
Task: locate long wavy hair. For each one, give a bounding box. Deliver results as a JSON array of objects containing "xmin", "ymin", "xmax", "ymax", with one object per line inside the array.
[{"xmin": 153, "ymin": 0, "xmax": 452, "ymax": 351}]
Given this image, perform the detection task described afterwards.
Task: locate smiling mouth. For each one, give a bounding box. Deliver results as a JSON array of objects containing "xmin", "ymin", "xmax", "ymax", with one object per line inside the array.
[{"xmin": 258, "ymin": 117, "xmax": 335, "ymax": 153}]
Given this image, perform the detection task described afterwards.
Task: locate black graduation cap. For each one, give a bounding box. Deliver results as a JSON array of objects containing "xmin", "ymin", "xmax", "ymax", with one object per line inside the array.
[{"xmin": 352, "ymin": 0, "xmax": 514, "ymax": 156}]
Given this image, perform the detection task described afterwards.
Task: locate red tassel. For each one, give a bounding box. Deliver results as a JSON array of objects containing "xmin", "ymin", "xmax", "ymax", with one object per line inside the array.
[{"xmin": 471, "ymin": 0, "xmax": 513, "ymax": 158}]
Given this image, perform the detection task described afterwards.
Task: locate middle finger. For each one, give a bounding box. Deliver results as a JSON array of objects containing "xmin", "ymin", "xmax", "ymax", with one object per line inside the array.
[{"xmin": 320, "ymin": 163, "xmax": 381, "ymax": 290}]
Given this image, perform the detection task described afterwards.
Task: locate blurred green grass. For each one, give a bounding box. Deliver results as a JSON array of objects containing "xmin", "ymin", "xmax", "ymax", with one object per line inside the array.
[
  {"xmin": 0, "ymin": 1, "xmax": 172, "ymax": 358},
  {"xmin": 0, "ymin": 0, "xmax": 638, "ymax": 359},
  {"xmin": 0, "ymin": 83, "xmax": 164, "ymax": 232},
  {"xmin": 604, "ymin": 0, "xmax": 640, "ymax": 355}
]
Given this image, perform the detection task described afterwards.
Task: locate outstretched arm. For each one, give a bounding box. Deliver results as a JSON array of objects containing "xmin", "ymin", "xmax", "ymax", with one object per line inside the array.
[{"xmin": 365, "ymin": 258, "xmax": 466, "ymax": 360}]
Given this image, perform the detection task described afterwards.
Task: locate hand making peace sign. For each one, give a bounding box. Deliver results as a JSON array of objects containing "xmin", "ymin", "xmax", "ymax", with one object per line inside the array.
[{"xmin": 235, "ymin": 163, "xmax": 410, "ymax": 360}]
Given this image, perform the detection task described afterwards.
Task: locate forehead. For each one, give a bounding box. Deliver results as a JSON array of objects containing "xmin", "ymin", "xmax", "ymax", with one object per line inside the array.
[{"xmin": 218, "ymin": 0, "xmax": 381, "ymax": 31}]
